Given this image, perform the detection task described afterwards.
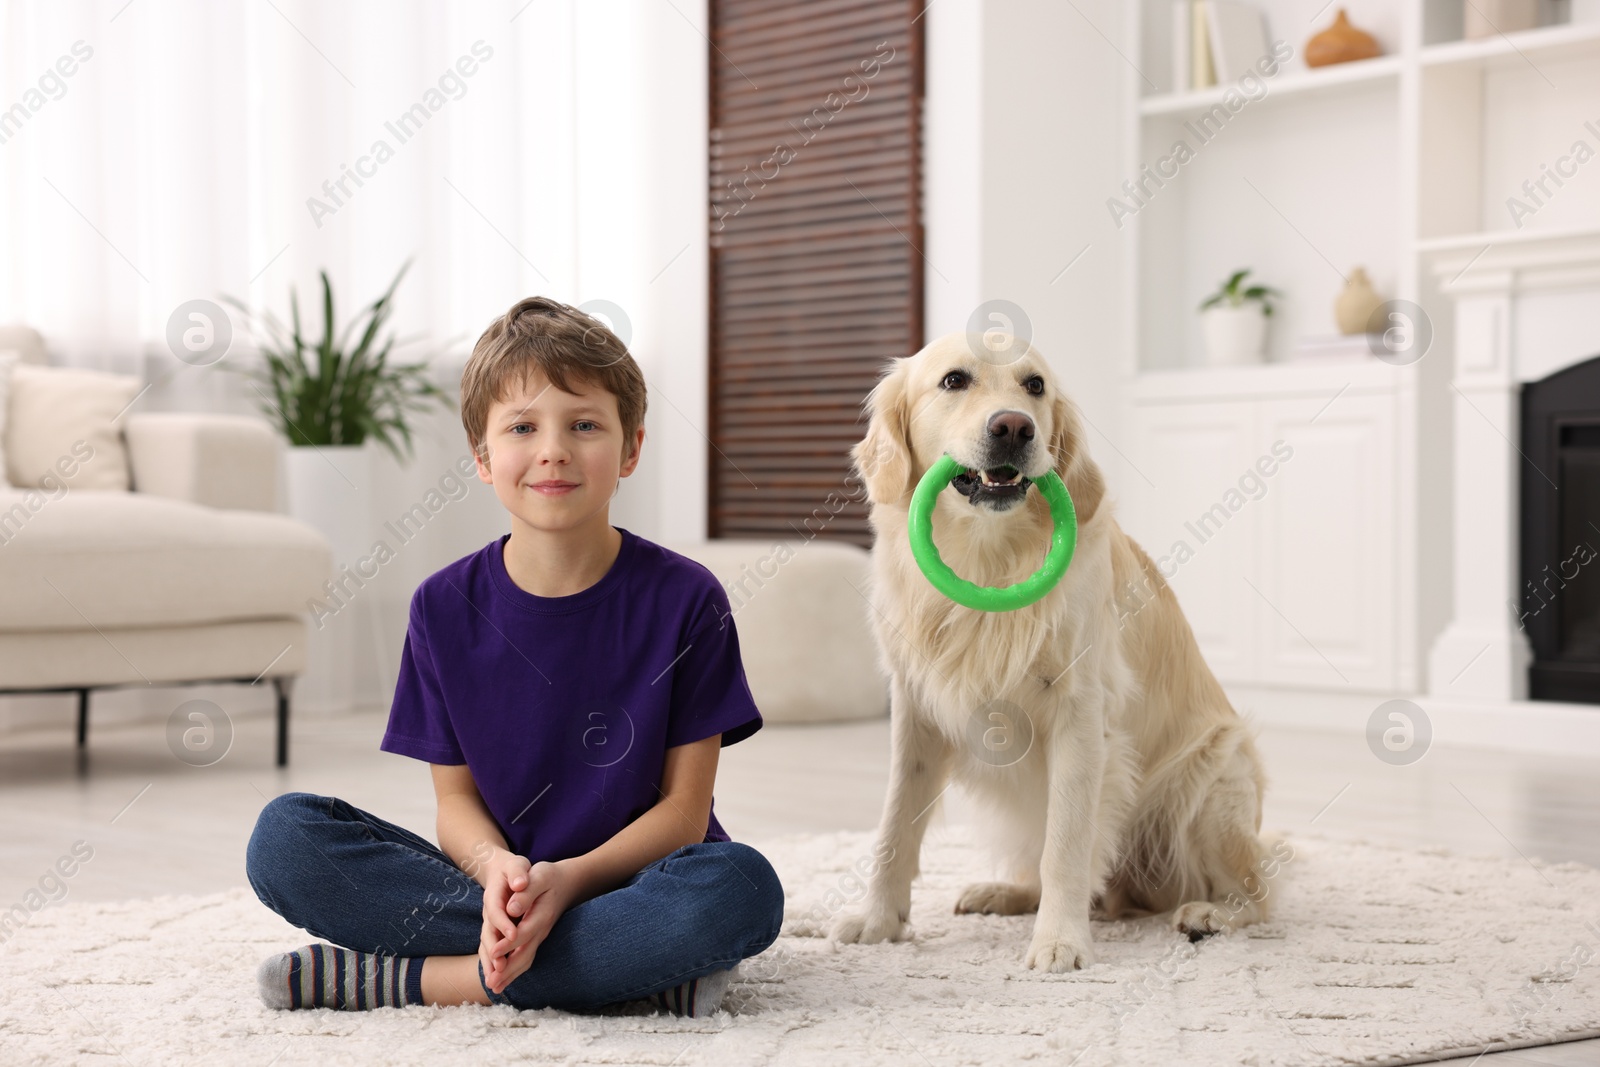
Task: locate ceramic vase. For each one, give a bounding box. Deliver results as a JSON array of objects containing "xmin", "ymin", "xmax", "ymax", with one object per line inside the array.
[
  {"xmin": 1306, "ymin": 9, "xmax": 1382, "ymax": 67},
  {"xmin": 1335, "ymin": 267, "xmax": 1385, "ymax": 335}
]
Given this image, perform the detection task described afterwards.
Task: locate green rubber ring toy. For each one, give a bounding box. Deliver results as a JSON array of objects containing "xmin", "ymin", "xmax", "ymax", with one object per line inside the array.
[{"xmin": 908, "ymin": 454, "xmax": 1077, "ymax": 612}]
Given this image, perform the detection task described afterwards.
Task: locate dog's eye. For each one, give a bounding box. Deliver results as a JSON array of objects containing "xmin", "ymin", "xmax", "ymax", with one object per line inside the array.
[
  {"xmin": 1024, "ymin": 376, "xmax": 1045, "ymax": 396},
  {"xmin": 940, "ymin": 370, "xmax": 969, "ymax": 390}
]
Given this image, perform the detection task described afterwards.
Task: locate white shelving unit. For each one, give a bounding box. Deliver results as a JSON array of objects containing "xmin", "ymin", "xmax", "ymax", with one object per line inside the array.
[
  {"xmin": 1137, "ymin": 52, "xmax": 1403, "ymax": 117},
  {"xmin": 1116, "ymin": 0, "xmax": 1600, "ymax": 695},
  {"xmin": 1123, "ymin": 0, "xmax": 1600, "ymax": 375}
]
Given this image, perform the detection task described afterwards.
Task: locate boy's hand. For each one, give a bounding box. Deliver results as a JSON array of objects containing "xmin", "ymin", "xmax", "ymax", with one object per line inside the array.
[
  {"xmin": 480, "ymin": 858, "xmax": 579, "ymax": 995},
  {"xmin": 477, "ymin": 848, "xmax": 532, "ymax": 990}
]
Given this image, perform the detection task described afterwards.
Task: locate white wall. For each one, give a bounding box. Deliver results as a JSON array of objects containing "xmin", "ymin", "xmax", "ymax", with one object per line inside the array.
[
  {"xmin": 573, "ymin": 0, "xmax": 711, "ymax": 546},
  {"xmin": 926, "ymin": 0, "xmax": 1128, "ymax": 500}
]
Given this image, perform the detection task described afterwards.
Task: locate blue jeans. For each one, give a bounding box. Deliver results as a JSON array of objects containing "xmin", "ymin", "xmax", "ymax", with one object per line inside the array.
[{"xmin": 245, "ymin": 792, "xmax": 784, "ymax": 1011}]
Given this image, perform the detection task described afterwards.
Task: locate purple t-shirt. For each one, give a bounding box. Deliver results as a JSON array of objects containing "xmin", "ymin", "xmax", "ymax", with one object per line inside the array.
[{"xmin": 380, "ymin": 526, "xmax": 763, "ymax": 866}]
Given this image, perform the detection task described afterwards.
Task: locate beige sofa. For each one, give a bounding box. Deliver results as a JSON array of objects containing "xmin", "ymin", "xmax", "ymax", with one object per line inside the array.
[{"xmin": 0, "ymin": 328, "xmax": 330, "ymax": 766}]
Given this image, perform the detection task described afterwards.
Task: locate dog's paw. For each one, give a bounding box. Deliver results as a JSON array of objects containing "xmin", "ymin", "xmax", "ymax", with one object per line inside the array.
[
  {"xmin": 955, "ymin": 881, "xmax": 1040, "ymax": 916},
  {"xmin": 831, "ymin": 903, "xmax": 907, "ymax": 946},
  {"xmin": 1025, "ymin": 930, "xmax": 1095, "ymax": 972},
  {"xmin": 1171, "ymin": 900, "xmax": 1234, "ymax": 941}
]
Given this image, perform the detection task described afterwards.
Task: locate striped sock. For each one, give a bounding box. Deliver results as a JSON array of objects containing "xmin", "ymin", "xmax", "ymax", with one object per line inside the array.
[
  {"xmin": 651, "ymin": 965, "xmax": 735, "ymax": 1018},
  {"xmin": 256, "ymin": 943, "xmax": 424, "ymax": 1011}
]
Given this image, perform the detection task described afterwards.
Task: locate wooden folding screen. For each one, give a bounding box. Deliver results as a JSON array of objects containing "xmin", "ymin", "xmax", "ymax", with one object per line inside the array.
[{"xmin": 708, "ymin": 0, "xmax": 925, "ymax": 548}]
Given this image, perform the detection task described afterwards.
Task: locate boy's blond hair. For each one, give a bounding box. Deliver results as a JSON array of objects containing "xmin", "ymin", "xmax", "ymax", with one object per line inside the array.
[{"xmin": 460, "ymin": 297, "xmax": 647, "ymax": 465}]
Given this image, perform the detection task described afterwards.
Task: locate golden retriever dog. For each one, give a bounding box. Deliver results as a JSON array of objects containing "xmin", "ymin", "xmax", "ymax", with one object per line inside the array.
[{"xmin": 830, "ymin": 332, "xmax": 1272, "ymax": 973}]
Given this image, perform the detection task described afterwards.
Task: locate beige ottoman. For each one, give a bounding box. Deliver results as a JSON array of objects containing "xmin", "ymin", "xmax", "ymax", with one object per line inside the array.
[{"xmin": 662, "ymin": 538, "xmax": 886, "ymax": 725}]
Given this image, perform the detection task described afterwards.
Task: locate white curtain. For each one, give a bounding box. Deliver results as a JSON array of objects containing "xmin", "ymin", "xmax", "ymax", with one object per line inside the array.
[
  {"xmin": 0, "ymin": 0, "xmax": 578, "ymax": 377},
  {"xmin": 0, "ymin": 0, "xmax": 714, "ymax": 724}
]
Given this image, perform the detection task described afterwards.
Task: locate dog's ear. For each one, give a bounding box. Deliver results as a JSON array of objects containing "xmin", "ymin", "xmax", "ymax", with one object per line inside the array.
[
  {"xmin": 1047, "ymin": 389, "xmax": 1105, "ymax": 528},
  {"xmin": 852, "ymin": 359, "xmax": 915, "ymax": 506}
]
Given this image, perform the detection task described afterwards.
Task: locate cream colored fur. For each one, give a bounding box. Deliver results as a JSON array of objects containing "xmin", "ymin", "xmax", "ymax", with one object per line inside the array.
[{"xmin": 830, "ymin": 333, "xmax": 1272, "ymax": 973}]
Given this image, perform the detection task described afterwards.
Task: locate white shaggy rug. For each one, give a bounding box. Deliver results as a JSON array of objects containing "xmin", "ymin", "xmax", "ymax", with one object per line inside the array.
[{"xmin": 5, "ymin": 827, "xmax": 1600, "ymax": 1067}]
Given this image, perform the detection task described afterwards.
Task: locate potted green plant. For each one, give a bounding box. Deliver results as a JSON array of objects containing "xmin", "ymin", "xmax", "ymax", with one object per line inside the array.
[
  {"xmin": 1198, "ymin": 268, "xmax": 1280, "ymax": 366},
  {"xmin": 222, "ymin": 259, "xmax": 452, "ymax": 460}
]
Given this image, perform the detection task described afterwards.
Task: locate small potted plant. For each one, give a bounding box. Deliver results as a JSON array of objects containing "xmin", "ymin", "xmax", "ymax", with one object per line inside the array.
[{"xmin": 1198, "ymin": 268, "xmax": 1280, "ymax": 366}]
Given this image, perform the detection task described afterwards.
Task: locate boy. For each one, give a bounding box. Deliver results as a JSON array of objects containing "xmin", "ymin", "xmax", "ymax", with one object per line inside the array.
[{"xmin": 246, "ymin": 297, "xmax": 784, "ymax": 1017}]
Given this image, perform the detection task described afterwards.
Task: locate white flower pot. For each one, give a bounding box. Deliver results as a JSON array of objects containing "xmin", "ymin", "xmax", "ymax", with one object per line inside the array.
[
  {"xmin": 1199, "ymin": 304, "xmax": 1268, "ymax": 366},
  {"xmin": 285, "ymin": 444, "xmax": 371, "ymax": 565},
  {"xmin": 284, "ymin": 443, "xmax": 373, "ymax": 714}
]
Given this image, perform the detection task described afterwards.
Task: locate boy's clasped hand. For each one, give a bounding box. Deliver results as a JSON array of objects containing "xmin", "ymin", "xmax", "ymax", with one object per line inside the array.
[{"xmin": 477, "ymin": 847, "xmax": 579, "ymax": 995}]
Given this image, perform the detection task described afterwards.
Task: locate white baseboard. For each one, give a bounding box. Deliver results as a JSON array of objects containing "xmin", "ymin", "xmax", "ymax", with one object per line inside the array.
[{"xmin": 1228, "ymin": 684, "xmax": 1600, "ymax": 758}]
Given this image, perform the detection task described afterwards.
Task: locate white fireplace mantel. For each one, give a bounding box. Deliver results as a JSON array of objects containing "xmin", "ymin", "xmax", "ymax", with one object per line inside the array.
[{"xmin": 1426, "ymin": 228, "xmax": 1600, "ymax": 703}]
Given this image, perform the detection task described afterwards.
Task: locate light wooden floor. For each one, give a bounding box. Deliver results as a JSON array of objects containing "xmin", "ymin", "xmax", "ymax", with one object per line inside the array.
[{"xmin": 1, "ymin": 706, "xmax": 1596, "ymax": 1065}]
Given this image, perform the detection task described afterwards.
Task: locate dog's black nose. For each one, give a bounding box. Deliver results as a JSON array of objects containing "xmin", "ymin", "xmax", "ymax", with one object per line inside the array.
[{"xmin": 986, "ymin": 410, "xmax": 1035, "ymax": 442}]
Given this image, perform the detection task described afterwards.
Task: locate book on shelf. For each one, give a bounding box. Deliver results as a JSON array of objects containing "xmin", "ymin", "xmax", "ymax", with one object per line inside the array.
[
  {"xmin": 1206, "ymin": 1, "xmax": 1269, "ymax": 79},
  {"xmin": 1172, "ymin": 2, "xmax": 1192, "ymax": 91},
  {"xmin": 1172, "ymin": 0, "xmax": 1267, "ymax": 93}
]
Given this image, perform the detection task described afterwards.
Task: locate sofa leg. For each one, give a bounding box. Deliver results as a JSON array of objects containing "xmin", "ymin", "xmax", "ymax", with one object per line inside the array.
[
  {"xmin": 272, "ymin": 676, "xmax": 293, "ymax": 767},
  {"xmin": 76, "ymin": 689, "xmax": 90, "ymax": 749}
]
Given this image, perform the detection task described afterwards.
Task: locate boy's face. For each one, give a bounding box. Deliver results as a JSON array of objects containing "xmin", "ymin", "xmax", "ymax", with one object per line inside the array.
[{"xmin": 474, "ymin": 370, "xmax": 644, "ymax": 533}]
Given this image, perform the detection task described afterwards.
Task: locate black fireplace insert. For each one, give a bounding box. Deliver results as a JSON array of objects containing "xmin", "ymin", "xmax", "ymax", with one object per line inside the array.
[{"xmin": 1520, "ymin": 354, "xmax": 1600, "ymax": 703}]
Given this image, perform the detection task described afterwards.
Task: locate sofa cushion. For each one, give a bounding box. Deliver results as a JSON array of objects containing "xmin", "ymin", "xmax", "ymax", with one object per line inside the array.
[
  {"xmin": 5, "ymin": 364, "xmax": 142, "ymax": 491},
  {"xmin": 0, "ymin": 489, "xmax": 331, "ymax": 632},
  {"xmin": 125, "ymin": 413, "xmax": 280, "ymax": 513}
]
